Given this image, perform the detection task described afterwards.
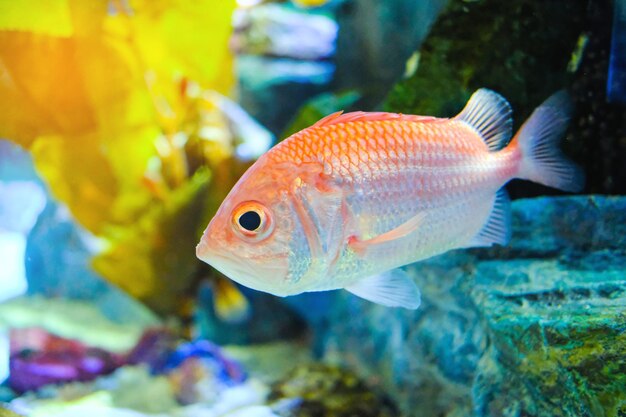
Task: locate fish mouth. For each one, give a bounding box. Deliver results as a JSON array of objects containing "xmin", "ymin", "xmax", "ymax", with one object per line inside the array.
[
  {"xmin": 196, "ymin": 240, "xmax": 211, "ymax": 260},
  {"xmin": 196, "ymin": 238, "xmax": 290, "ymax": 295}
]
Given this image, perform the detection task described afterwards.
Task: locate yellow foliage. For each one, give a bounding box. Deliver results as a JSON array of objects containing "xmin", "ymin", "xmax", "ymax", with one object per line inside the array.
[
  {"xmin": 0, "ymin": 0, "xmax": 242, "ymax": 316},
  {"xmin": 0, "ymin": 33, "xmax": 98, "ymax": 146},
  {"xmin": 31, "ymin": 135, "xmax": 118, "ymax": 234},
  {"xmin": 0, "ymin": 0, "xmax": 73, "ymax": 36},
  {"xmin": 92, "ymin": 169, "xmax": 212, "ymax": 316},
  {"xmin": 0, "ymin": 0, "xmax": 237, "ymax": 224},
  {"xmin": 129, "ymin": 0, "xmax": 236, "ymax": 95}
]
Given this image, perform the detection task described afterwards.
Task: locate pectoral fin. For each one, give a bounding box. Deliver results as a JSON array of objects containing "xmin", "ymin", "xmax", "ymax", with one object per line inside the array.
[
  {"xmin": 345, "ymin": 269, "xmax": 421, "ymax": 309},
  {"xmin": 349, "ymin": 211, "xmax": 427, "ymax": 255}
]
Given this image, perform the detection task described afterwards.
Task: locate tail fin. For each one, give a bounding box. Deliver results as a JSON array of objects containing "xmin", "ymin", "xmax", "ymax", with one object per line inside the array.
[{"xmin": 513, "ymin": 91, "xmax": 584, "ymax": 192}]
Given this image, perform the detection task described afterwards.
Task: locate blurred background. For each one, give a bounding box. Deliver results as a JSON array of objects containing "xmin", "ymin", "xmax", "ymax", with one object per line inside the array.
[{"xmin": 0, "ymin": 0, "xmax": 625, "ymax": 416}]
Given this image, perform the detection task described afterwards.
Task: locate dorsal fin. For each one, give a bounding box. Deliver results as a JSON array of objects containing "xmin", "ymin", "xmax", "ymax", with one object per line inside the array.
[
  {"xmin": 455, "ymin": 89, "xmax": 513, "ymax": 151},
  {"xmin": 312, "ymin": 111, "xmax": 437, "ymax": 128}
]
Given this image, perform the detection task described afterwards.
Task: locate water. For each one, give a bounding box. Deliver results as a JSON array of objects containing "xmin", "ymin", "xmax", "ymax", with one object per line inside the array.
[{"xmin": 0, "ymin": 1, "xmax": 624, "ymax": 416}]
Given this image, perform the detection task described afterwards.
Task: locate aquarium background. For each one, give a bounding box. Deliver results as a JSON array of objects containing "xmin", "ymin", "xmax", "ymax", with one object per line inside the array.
[{"xmin": 0, "ymin": 0, "xmax": 625, "ymax": 416}]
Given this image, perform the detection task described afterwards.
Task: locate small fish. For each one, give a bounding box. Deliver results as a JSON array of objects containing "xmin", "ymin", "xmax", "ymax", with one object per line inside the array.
[
  {"xmin": 210, "ymin": 277, "xmax": 251, "ymax": 323},
  {"xmin": 292, "ymin": 0, "xmax": 333, "ymax": 8},
  {"xmin": 196, "ymin": 90, "xmax": 583, "ymax": 309}
]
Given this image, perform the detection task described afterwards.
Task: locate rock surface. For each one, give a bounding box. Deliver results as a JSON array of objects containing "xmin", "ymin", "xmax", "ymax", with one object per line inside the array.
[
  {"xmin": 269, "ymin": 364, "xmax": 398, "ymax": 417},
  {"xmin": 317, "ymin": 196, "xmax": 626, "ymax": 417},
  {"xmin": 384, "ymin": 0, "xmax": 626, "ymax": 196}
]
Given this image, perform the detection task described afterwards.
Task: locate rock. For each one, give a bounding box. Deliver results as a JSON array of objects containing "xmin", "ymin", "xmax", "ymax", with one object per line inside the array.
[
  {"xmin": 569, "ymin": 0, "xmax": 626, "ymax": 195},
  {"xmin": 0, "ymin": 140, "xmax": 38, "ymax": 182},
  {"xmin": 317, "ymin": 196, "xmax": 626, "ymax": 417},
  {"xmin": 385, "ymin": 0, "xmax": 587, "ymax": 118},
  {"xmin": 25, "ymin": 203, "xmax": 109, "ymax": 300},
  {"xmin": 384, "ymin": 0, "xmax": 626, "ymax": 196},
  {"xmin": 269, "ymin": 364, "xmax": 398, "ymax": 417}
]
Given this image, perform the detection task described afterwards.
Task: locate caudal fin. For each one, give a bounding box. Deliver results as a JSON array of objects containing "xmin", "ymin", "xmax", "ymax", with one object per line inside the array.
[{"xmin": 514, "ymin": 92, "xmax": 584, "ymax": 192}]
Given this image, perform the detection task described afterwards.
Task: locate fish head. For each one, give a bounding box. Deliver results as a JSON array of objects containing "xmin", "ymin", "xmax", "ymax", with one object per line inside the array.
[{"xmin": 196, "ymin": 159, "xmax": 313, "ymax": 296}]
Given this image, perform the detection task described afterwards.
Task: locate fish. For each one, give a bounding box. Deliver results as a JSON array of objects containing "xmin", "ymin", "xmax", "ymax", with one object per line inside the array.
[
  {"xmin": 292, "ymin": 0, "xmax": 333, "ymax": 8},
  {"xmin": 196, "ymin": 89, "xmax": 583, "ymax": 309}
]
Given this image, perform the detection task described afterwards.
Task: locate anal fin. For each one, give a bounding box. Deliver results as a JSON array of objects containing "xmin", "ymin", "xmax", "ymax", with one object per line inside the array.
[
  {"xmin": 467, "ymin": 189, "xmax": 512, "ymax": 247},
  {"xmin": 345, "ymin": 269, "xmax": 421, "ymax": 309}
]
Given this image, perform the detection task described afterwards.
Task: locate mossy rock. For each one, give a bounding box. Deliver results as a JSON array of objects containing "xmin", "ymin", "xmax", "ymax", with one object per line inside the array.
[
  {"xmin": 384, "ymin": 0, "xmax": 626, "ymax": 195},
  {"xmin": 269, "ymin": 364, "xmax": 398, "ymax": 417},
  {"xmin": 315, "ymin": 196, "xmax": 626, "ymax": 417},
  {"xmin": 384, "ymin": 0, "xmax": 586, "ymax": 120}
]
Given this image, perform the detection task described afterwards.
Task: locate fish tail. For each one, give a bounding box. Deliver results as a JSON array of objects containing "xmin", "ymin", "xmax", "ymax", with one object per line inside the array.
[{"xmin": 510, "ymin": 91, "xmax": 584, "ymax": 192}]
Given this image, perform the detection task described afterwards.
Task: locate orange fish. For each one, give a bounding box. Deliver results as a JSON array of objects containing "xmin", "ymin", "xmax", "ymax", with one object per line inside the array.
[{"xmin": 196, "ymin": 90, "xmax": 583, "ymax": 309}]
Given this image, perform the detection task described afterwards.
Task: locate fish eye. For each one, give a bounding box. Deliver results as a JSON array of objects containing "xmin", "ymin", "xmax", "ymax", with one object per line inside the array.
[
  {"xmin": 231, "ymin": 201, "xmax": 274, "ymax": 241},
  {"xmin": 238, "ymin": 211, "xmax": 261, "ymax": 231}
]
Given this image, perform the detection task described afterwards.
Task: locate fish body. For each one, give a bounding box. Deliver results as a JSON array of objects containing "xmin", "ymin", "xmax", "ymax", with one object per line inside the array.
[{"xmin": 197, "ymin": 90, "xmax": 583, "ymax": 308}]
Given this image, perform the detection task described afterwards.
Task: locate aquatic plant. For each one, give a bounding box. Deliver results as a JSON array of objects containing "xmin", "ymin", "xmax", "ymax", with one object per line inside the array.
[{"xmin": 0, "ymin": 0, "xmax": 249, "ymax": 318}]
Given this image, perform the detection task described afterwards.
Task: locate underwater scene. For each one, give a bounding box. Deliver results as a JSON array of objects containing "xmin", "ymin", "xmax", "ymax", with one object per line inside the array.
[{"xmin": 1, "ymin": 0, "xmax": 625, "ymax": 416}]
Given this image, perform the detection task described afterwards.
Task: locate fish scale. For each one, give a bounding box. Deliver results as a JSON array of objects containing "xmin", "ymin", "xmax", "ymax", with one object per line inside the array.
[
  {"xmin": 280, "ymin": 119, "xmax": 503, "ymax": 199},
  {"xmin": 266, "ymin": 117, "xmax": 510, "ymax": 288}
]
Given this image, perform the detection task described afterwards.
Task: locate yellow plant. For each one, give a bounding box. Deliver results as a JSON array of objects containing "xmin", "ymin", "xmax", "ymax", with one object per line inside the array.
[{"xmin": 0, "ymin": 0, "xmax": 248, "ymax": 319}]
